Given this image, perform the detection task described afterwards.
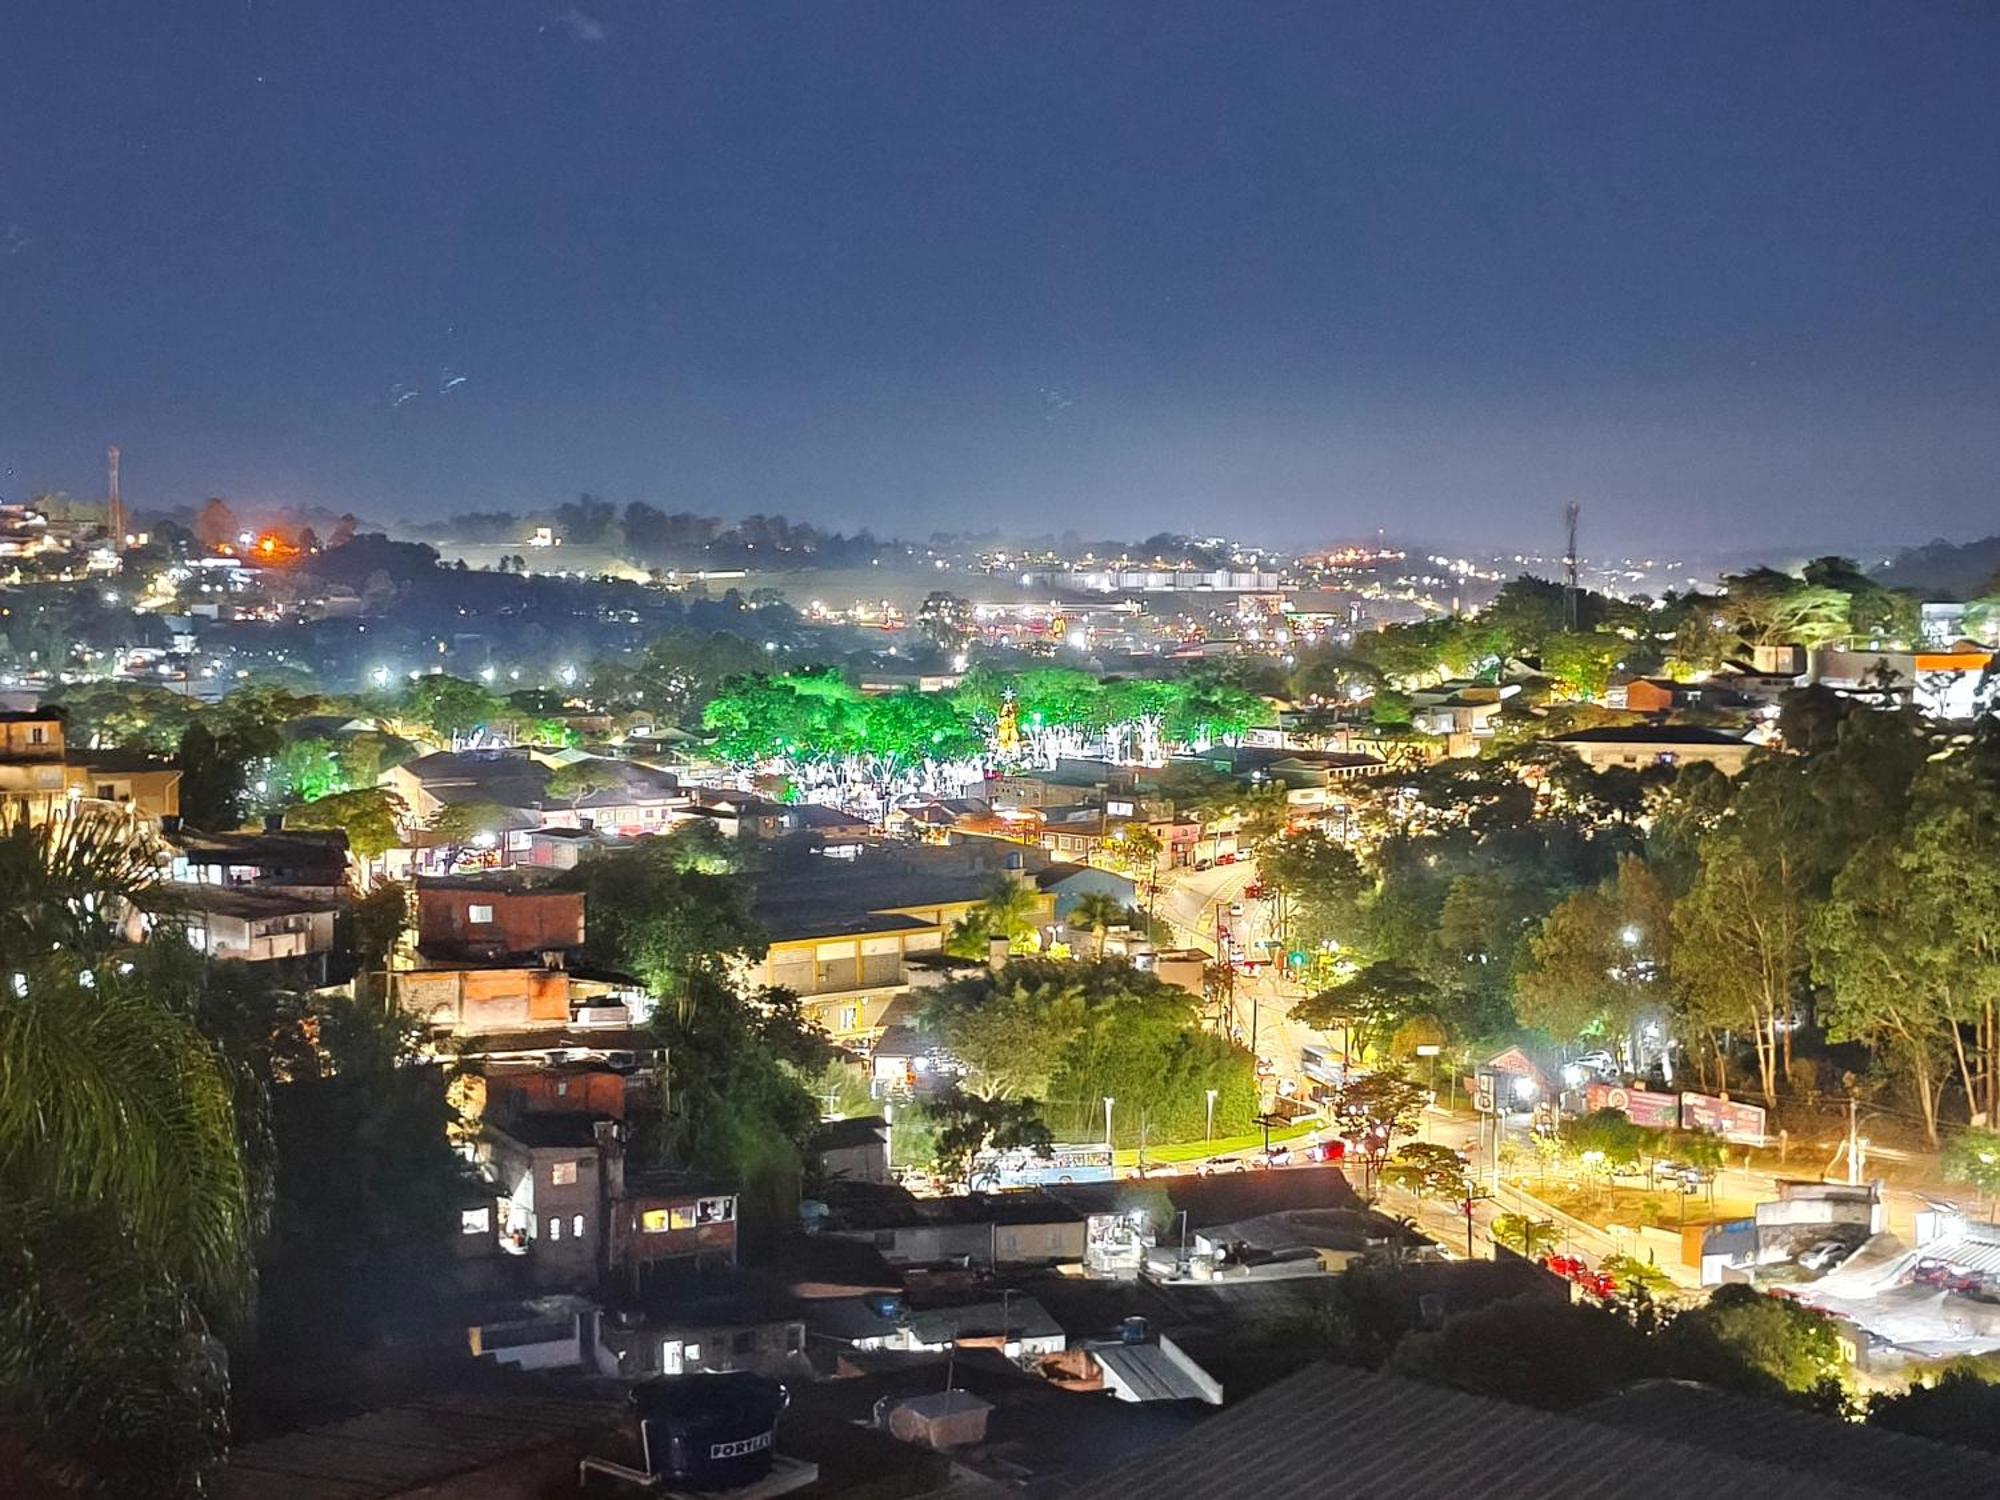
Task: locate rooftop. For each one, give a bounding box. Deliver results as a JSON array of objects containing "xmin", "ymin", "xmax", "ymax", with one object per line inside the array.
[
  {"xmin": 180, "ymin": 887, "xmax": 344, "ymax": 920},
  {"xmin": 1066, "ymin": 1363, "xmax": 1888, "ymax": 1500},
  {"xmin": 1046, "ymin": 1163, "xmax": 1362, "ymax": 1230},
  {"xmin": 486, "ymin": 1111, "xmax": 608, "ymax": 1150},
  {"xmin": 1550, "ymin": 725, "xmax": 1751, "ymax": 746},
  {"xmin": 219, "ymin": 1393, "xmax": 618, "ymax": 1500},
  {"xmin": 810, "ymin": 1115, "xmax": 890, "ymax": 1153},
  {"xmin": 1581, "ymin": 1380, "xmax": 2000, "ymax": 1497}
]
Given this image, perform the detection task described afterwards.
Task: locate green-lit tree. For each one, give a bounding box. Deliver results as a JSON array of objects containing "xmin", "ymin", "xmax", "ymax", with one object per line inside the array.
[
  {"xmin": 400, "ymin": 673, "xmax": 504, "ymax": 744},
  {"xmin": 286, "ymin": 786, "xmax": 410, "ymax": 864}
]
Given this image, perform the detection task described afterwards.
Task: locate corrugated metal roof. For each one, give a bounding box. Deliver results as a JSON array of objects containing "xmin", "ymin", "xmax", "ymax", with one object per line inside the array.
[
  {"xmin": 1065, "ymin": 1364, "xmax": 1892, "ymax": 1500},
  {"xmin": 1581, "ymin": 1381, "xmax": 2000, "ymax": 1497},
  {"xmin": 1090, "ymin": 1342, "xmax": 1211, "ymax": 1403}
]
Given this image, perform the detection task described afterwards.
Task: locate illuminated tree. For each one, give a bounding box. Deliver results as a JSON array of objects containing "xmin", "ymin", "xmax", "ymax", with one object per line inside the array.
[
  {"xmin": 401, "ymin": 674, "xmax": 504, "ymax": 744},
  {"xmin": 1517, "ymin": 856, "xmax": 1674, "ymax": 1058},
  {"xmin": 424, "ymin": 800, "xmax": 514, "ymax": 871},
  {"xmin": 1067, "ymin": 890, "xmax": 1136, "ymax": 960},
  {"xmin": 547, "ymin": 758, "xmax": 624, "ymax": 818},
  {"xmin": 286, "ymin": 787, "xmax": 409, "ymax": 864},
  {"xmin": 1381, "ymin": 1142, "xmax": 1472, "ymax": 1204},
  {"xmin": 945, "ymin": 877, "xmax": 1046, "ymax": 959},
  {"xmin": 1324, "ymin": 1065, "xmax": 1430, "ymax": 1183}
]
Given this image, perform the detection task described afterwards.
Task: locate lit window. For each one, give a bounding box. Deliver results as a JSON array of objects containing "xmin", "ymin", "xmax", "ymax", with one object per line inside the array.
[
  {"xmin": 467, "ymin": 903, "xmax": 495, "ymax": 924},
  {"xmin": 551, "ymin": 1161, "xmax": 577, "ymax": 1186},
  {"xmin": 460, "ymin": 1208, "xmax": 489, "ymax": 1236},
  {"xmin": 572, "ymin": 1214, "xmax": 584, "ymax": 1238},
  {"xmin": 641, "ymin": 1209, "xmax": 671, "ymax": 1233},
  {"xmin": 548, "ymin": 1216, "xmax": 563, "ymax": 1241}
]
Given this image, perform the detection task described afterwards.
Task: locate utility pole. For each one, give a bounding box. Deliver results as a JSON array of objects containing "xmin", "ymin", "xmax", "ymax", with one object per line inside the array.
[
  {"xmin": 1562, "ymin": 501, "xmax": 1580, "ymax": 633},
  {"xmin": 1847, "ymin": 1095, "xmax": 1861, "ymax": 1187},
  {"xmin": 105, "ymin": 444, "xmax": 124, "ymax": 549}
]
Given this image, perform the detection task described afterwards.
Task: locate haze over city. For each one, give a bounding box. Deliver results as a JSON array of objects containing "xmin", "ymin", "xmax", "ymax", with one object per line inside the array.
[
  {"xmin": 6, "ymin": 2, "xmax": 1998, "ymax": 551},
  {"xmin": 15, "ymin": 7, "xmax": 2000, "ymax": 1499}
]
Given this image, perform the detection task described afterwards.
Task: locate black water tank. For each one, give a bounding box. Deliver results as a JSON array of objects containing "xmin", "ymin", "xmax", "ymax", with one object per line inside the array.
[{"xmin": 630, "ymin": 1372, "xmax": 787, "ymax": 1492}]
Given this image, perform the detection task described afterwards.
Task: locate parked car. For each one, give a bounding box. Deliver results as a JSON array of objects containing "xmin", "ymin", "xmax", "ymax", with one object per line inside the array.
[
  {"xmin": 1544, "ymin": 1254, "xmax": 1618, "ymax": 1300},
  {"xmin": 1912, "ymin": 1258, "xmax": 1985, "ymax": 1294},
  {"xmin": 1798, "ymin": 1240, "xmax": 1855, "ymax": 1272},
  {"xmin": 1651, "ymin": 1160, "xmax": 1704, "ymax": 1190},
  {"xmin": 1573, "ymin": 1050, "xmax": 1617, "ymax": 1077},
  {"xmin": 1262, "ymin": 1146, "xmax": 1295, "ymax": 1167},
  {"xmin": 1198, "ymin": 1156, "xmax": 1250, "ymax": 1175}
]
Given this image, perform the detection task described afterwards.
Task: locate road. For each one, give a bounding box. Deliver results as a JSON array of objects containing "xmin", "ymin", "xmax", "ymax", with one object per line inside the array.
[{"xmin": 1146, "ymin": 857, "xmax": 1703, "ymax": 1282}]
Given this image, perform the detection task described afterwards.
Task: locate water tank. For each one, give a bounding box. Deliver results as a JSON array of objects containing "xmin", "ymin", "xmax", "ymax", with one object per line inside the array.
[
  {"xmin": 861, "ymin": 1291, "xmax": 907, "ymax": 1321},
  {"xmin": 1119, "ymin": 1316, "xmax": 1150, "ymax": 1344},
  {"xmin": 629, "ymin": 1372, "xmax": 787, "ymax": 1492}
]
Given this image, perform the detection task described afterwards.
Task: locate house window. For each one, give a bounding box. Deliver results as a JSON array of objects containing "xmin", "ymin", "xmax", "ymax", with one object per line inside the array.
[
  {"xmin": 641, "ymin": 1209, "xmax": 671, "ymax": 1233},
  {"xmin": 467, "ymin": 903, "xmax": 495, "ymax": 924},
  {"xmin": 551, "ymin": 1161, "xmax": 578, "ymax": 1186},
  {"xmin": 571, "ymin": 1214, "xmax": 585, "ymax": 1238},
  {"xmin": 547, "ymin": 1216, "xmax": 563, "ymax": 1241},
  {"xmin": 96, "ymin": 784, "xmax": 116, "ymax": 800},
  {"xmin": 460, "ymin": 1207, "xmax": 490, "ymax": 1236},
  {"xmin": 837, "ymin": 1005, "xmax": 860, "ymax": 1032},
  {"xmin": 28, "ymin": 726, "xmax": 43, "ymax": 745},
  {"xmin": 697, "ymin": 1196, "xmax": 734, "ymax": 1224}
]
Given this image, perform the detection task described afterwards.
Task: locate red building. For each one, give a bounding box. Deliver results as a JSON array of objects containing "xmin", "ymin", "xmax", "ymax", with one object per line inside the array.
[{"xmin": 417, "ymin": 879, "xmax": 586, "ymax": 961}]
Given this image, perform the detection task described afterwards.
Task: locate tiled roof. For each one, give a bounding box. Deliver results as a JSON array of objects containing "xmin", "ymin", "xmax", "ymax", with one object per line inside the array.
[
  {"xmin": 1579, "ymin": 1380, "xmax": 2000, "ymax": 1496},
  {"xmin": 1067, "ymin": 1363, "xmax": 1888, "ymax": 1500},
  {"xmin": 1552, "ymin": 726, "xmax": 1749, "ymax": 746}
]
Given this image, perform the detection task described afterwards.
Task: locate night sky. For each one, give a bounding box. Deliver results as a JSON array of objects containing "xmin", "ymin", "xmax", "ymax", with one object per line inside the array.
[{"xmin": 3, "ymin": 2, "xmax": 1997, "ymax": 551}]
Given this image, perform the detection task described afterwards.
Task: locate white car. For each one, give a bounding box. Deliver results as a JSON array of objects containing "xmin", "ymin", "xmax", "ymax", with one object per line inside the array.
[{"xmin": 1799, "ymin": 1240, "xmax": 1855, "ymax": 1272}]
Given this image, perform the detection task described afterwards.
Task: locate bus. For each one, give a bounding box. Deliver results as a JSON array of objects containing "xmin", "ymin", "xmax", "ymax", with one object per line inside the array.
[
  {"xmin": 972, "ymin": 1143, "xmax": 1116, "ymax": 1190},
  {"xmin": 1301, "ymin": 1043, "xmax": 1346, "ymax": 1087}
]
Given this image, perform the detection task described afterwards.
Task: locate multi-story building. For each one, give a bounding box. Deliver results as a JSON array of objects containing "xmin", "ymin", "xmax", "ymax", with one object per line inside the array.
[
  {"xmin": 0, "ymin": 710, "xmax": 181, "ymax": 826},
  {"xmin": 745, "ymin": 842, "xmax": 1059, "ymax": 1044}
]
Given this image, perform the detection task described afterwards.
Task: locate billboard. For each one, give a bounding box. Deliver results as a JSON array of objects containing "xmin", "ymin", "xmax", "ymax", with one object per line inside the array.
[
  {"xmin": 1584, "ymin": 1083, "xmax": 1681, "ymax": 1130},
  {"xmin": 1680, "ymin": 1091, "xmax": 1767, "ymax": 1144}
]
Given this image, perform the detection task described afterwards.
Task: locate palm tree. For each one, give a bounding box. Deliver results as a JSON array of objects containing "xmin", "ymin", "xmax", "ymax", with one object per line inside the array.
[
  {"xmin": 947, "ymin": 877, "xmax": 1044, "ymax": 958},
  {"xmin": 1069, "ymin": 891, "xmax": 1132, "ymax": 960},
  {"xmin": 0, "ymin": 804, "xmax": 256, "ymax": 1493}
]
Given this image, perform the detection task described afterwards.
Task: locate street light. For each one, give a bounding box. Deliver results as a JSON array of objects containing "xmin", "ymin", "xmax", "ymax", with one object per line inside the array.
[
  {"xmin": 1103, "ymin": 1097, "xmax": 1116, "ymax": 1149},
  {"xmin": 1205, "ymin": 1088, "xmax": 1219, "ymax": 1143}
]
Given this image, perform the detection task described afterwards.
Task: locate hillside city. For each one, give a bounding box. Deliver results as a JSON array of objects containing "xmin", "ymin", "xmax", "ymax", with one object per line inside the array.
[{"xmin": 8, "ymin": 488, "xmax": 2000, "ymax": 1495}]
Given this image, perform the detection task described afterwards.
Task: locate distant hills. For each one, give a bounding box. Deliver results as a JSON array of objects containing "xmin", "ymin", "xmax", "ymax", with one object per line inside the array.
[{"xmin": 1872, "ymin": 535, "xmax": 2000, "ymax": 598}]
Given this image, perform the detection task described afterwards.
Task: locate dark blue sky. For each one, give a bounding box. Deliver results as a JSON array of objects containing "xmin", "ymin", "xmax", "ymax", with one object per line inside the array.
[{"xmin": 4, "ymin": 2, "xmax": 1996, "ymax": 551}]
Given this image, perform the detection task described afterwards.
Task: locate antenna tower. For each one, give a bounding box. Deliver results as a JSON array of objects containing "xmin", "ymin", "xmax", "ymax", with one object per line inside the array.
[
  {"xmin": 105, "ymin": 444, "xmax": 124, "ymax": 548},
  {"xmin": 1562, "ymin": 500, "xmax": 1580, "ymax": 632}
]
